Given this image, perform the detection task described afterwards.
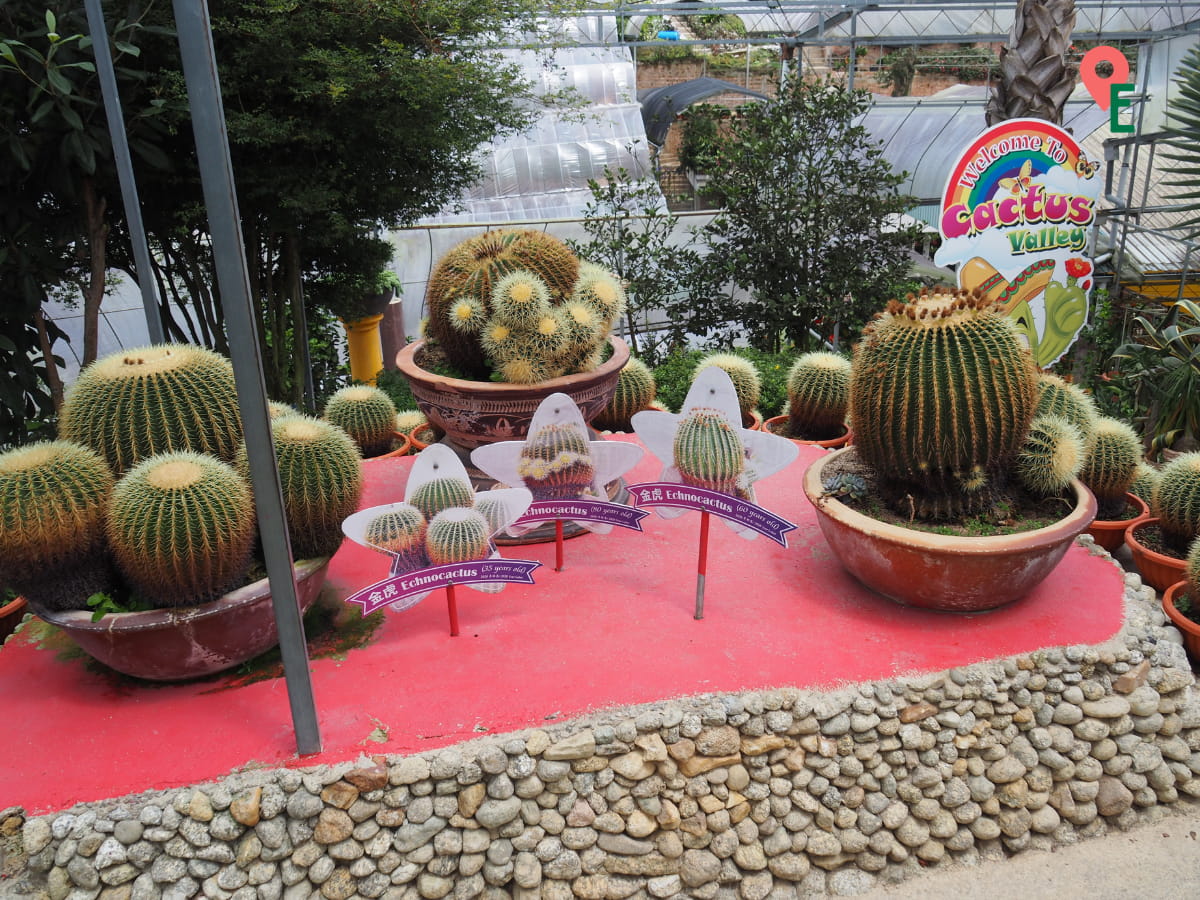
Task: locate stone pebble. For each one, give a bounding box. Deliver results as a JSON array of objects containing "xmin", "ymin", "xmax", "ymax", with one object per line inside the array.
[{"xmin": 10, "ymin": 573, "xmax": 1200, "ymax": 899}]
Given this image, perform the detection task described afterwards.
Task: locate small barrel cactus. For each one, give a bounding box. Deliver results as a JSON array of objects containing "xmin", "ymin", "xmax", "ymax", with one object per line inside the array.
[
  {"xmin": 324, "ymin": 386, "xmax": 398, "ymax": 458},
  {"xmin": 1013, "ymin": 415, "xmax": 1084, "ymax": 499},
  {"xmin": 365, "ymin": 504, "xmax": 429, "ymax": 572},
  {"xmin": 59, "ymin": 344, "xmax": 243, "ymax": 475},
  {"xmin": 518, "ymin": 423, "xmax": 595, "ymax": 500},
  {"xmin": 694, "ymin": 354, "xmax": 761, "ymax": 421},
  {"xmin": 424, "ymin": 229, "xmax": 623, "ymax": 383},
  {"xmin": 108, "ymin": 452, "xmax": 255, "ymax": 608},
  {"xmin": 1153, "ymin": 452, "xmax": 1200, "ymax": 552},
  {"xmin": 673, "ymin": 408, "xmax": 749, "ymax": 500},
  {"xmin": 410, "ymin": 476, "xmax": 476, "ymax": 521},
  {"xmin": 395, "ymin": 410, "xmax": 429, "ymax": 437},
  {"xmin": 0, "ymin": 441, "xmax": 115, "ymax": 611},
  {"xmin": 850, "ymin": 288, "xmax": 1038, "ymax": 520},
  {"xmin": 1035, "ymin": 374, "xmax": 1099, "ymax": 450},
  {"xmin": 237, "ymin": 416, "xmax": 363, "ymax": 560},
  {"xmin": 269, "ymin": 401, "xmax": 300, "ymax": 420},
  {"xmin": 1187, "ymin": 535, "xmax": 1200, "ymax": 599},
  {"xmin": 785, "ymin": 352, "xmax": 851, "ymax": 440},
  {"xmin": 1080, "ymin": 417, "xmax": 1142, "ymax": 514},
  {"xmin": 1130, "ymin": 461, "xmax": 1160, "ymax": 506},
  {"xmin": 425, "ymin": 508, "xmax": 491, "ymax": 565},
  {"xmin": 594, "ymin": 358, "xmax": 656, "ymax": 432}
]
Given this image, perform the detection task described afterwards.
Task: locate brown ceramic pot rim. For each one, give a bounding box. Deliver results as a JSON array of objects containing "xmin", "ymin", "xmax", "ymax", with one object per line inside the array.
[
  {"xmin": 396, "ymin": 336, "xmax": 630, "ymax": 395},
  {"xmin": 803, "ymin": 448, "xmax": 1097, "ymax": 555},
  {"xmin": 34, "ymin": 557, "xmax": 330, "ymax": 634},
  {"xmin": 764, "ymin": 415, "xmax": 849, "ymax": 446},
  {"xmin": 1091, "ymin": 491, "xmax": 1149, "ymax": 525}
]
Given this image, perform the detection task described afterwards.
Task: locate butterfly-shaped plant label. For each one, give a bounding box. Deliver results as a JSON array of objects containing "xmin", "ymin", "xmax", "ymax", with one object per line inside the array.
[
  {"xmin": 342, "ymin": 444, "xmax": 535, "ymax": 614},
  {"xmin": 630, "ymin": 366, "xmax": 799, "ymax": 543},
  {"xmin": 471, "ymin": 393, "xmax": 646, "ymax": 536}
]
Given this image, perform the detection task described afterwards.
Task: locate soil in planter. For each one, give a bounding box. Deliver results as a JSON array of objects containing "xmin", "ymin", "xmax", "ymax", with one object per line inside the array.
[
  {"xmin": 1133, "ymin": 522, "xmax": 1189, "ymax": 561},
  {"xmin": 766, "ymin": 418, "xmax": 844, "ymax": 442},
  {"xmin": 1173, "ymin": 588, "xmax": 1200, "ymax": 626},
  {"xmin": 819, "ymin": 448, "xmax": 1074, "ymax": 537},
  {"xmin": 1096, "ymin": 496, "xmax": 1142, "ymax": 521}
]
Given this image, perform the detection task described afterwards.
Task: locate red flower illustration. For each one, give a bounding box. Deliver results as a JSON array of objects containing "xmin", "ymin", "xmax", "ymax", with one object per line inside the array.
[{"xmin": 1065, "ymin": 258, "xmax": 1091, "ymax": 279}]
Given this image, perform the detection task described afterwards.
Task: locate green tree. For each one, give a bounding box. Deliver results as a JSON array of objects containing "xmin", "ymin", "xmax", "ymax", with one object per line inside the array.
[{"xmin": 698, "ymin": 76, "xmax": 920, "ymax": 353}]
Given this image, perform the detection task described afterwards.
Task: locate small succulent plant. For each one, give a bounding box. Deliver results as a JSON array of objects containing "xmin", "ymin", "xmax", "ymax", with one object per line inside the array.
[{"xmin": 822, "ymin": 472, "xmax": 869, "ymax": 503}]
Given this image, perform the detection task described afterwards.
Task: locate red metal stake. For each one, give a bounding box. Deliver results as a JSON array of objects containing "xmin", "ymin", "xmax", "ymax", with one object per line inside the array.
[
  {"xmin": 446, "ymin": 583, "xmax": 459, "ymax": 636},
  {"xmin": 555, "ymin": 519, "xmax": 565, "ymax": 572},
  {"xmin": 695, "ymin": 510, "xmax": 710, "ymax": 620}
]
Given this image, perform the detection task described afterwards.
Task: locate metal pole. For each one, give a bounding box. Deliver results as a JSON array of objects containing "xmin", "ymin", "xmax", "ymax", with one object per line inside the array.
[
  {"xmin": 83, "ymin": 0, "xmax": 164, "ymax": 343},
  {"xmin": 172, "ymin": 0, "xmax": 321, "ymax": 755}
]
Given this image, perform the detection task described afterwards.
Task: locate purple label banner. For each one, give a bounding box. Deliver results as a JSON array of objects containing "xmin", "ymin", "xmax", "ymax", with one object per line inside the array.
[
  {"xmin": 345, "ymin": 559, "xmax": 541, "ymax": 616},
  {"xmin": 626, "ymin": 482, "xmax": 797, "ymax": 547},
  {"xmin": 512, "ymin": 499, "xmax": 650, "ymax": 531}
]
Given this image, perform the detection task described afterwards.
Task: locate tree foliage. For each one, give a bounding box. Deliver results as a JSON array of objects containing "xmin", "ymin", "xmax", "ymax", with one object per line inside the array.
[{"xmin": 698, "ymin": 76, "xmax": 920, "ymax": 353}]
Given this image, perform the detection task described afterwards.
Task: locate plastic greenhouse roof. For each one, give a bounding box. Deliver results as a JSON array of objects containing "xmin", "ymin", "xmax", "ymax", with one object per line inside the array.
[{"xmin": 639, "ymin": 77, "xmax": 771, "ymax": 146}]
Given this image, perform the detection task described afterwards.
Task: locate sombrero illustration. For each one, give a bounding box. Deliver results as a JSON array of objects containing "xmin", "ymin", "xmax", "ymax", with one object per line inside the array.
[{"xmin": 959, "ymin": 257, "xmax": 1056, "ymax": 314}]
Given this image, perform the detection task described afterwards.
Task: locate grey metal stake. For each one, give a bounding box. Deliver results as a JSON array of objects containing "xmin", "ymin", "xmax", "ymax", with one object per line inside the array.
[
  {"xmin": 172, "ymin": 0, "xmax": 321, "ymax": 755},
  {"xmin": 83, "ymin": 0, "xmax": 164, "ymax": 343}
]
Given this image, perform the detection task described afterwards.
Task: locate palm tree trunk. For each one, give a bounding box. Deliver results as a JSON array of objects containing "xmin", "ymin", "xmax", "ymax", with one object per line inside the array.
[{"xmin": 986, "ymin": 0, "xmax": 1078, "ymax": 126}]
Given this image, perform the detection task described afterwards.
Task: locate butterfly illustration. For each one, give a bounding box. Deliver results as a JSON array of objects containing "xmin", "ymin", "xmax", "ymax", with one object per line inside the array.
[
  {"xmin": 998, "ymin": 160, "xmax": 1033, "ymax": 196},
  {"xmin": 1074, "ymin": 153, "xmax": 1099, "ymax": 179}
]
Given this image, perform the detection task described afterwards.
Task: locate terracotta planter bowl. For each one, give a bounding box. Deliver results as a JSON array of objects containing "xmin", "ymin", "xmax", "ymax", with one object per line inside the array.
[
  {"xmin": 764, "ymin": 415, "xmax": 851, "ymax": 449},
  {"xmin": 33, "ymin": 558, "xmax": 330, "ymax": 681},
  {"xmin": 395, "ymin": 338, "xmax": 630, "ymax": 449},
  {"xmin": 0, "ymin": 594, "xmax": 28, "ymax": 646},
  {"xmin": 1161, "ymin": 581, "xmax": 1200, "ymax": 660},
  {"xmin": 1125, "ymin": 518, "xmax": 1188, "ymax": 593},
  {"xmin": 1084, "ymin": 492, "xmax": 1149, "ymax": 553},
  {"xmin": 802, "ymin": 450, "xmax": 1097, "ymax": 612}
]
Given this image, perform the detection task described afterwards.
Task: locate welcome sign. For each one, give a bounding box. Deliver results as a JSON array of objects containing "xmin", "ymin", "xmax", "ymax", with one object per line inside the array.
[{"xmin": 935, "ymin": 118, "xmax": 1101, "ymax": 367}]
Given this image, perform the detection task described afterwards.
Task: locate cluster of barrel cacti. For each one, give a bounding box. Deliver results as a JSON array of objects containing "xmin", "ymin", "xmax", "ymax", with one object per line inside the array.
[
  {"xmin": 363, "ymin": 473, "xmax": 493, "ymax": 572},
  {"xmin": 0, "ymin": 343, "xmax": 364, "ymax": 614},
  {"xmin": 517, "ymin": 422, "xmax": 596, "ymax": 501},
  {"xmin": 424, "ymin": 229, "xmax": 625, "ymax": 384}
]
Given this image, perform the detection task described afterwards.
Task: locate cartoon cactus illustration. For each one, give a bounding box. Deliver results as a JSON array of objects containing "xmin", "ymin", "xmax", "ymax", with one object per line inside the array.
[
  {"xmin": 1080, "ymin": 417, "xmax": 1142, "ymax": 516},
  {"xmin": 785, "ymin": 351, "xmax": 852, "ymax": 440},
  {"xmin": 237, "ymin": 416, "xmax": 363, "ymax": 560},
  {"xmin": 594, "ymin": 358, "xmax": 656, "ymax": 432},
  {"xmin": 850, "ymin": 288, "xmax": 1038, "ymax": 520},
  {"xmin": 1152, "ymin": 452, "xmax": 1200, "ymax": 552},
  {"xmin": 673, "ymin": 408, "xmax": 749, "ymax": 500},
  {"xmin": 517, "ymin": 423, "xmax": 596, "ymax": 500},
  {"xmin": 1013, "ymin": 415, "xmax": 1084, "ymax": 499},
  {"xmin": 365, "ymin": 504, "xmax": 429, "ymax": 572},
  {"xmin": 107, "ymin": 452, "xmax": 255, "ymax": 608},
  {"xmin": 0, "ymin": 441, "xmax": 115, "ymax": 611},
  {"xmin": 323, "ymin": 385, "xmax": 398, "ymax": 458},
  {"xmin": 410, "ymin": 476, "xmax": 476, "ymax": 521},
  {"xmin": 425, "ymin": 508, "xmax": 491, "ymax": 566},
  {"xmin": 59, "ymin": 344, "xmax": 243, "ymax": 475},
  {"xmin": 694, "ymin": 354, "xmax": 761, "ymax": 423}
]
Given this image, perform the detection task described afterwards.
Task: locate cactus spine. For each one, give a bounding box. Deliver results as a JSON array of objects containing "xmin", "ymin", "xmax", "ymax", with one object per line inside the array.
[
  {"xmin": 108, "ymin": 452, "xmax": 255, "ymax": 608},
  {"xmin": 323, "ymin": 386, "xmax": 398, "ymax": 458},
  {"xmin": 60, "ymin": 344, "xmax": 243, "ymax": 475},
  {"xmin": 673, "ymin": 408, "xmax": 749, "ymax": 500},
  {"xmin": 695, "ymin": 354, "xmax": 761, "ymax": 420},
  {"xmin": 237, "ymin": 416, "xmax": 363, "ymax": 560},
  {"xmin": 1187, "ymin": 535, "xmax": 1200, "ymax": 600},
  {"xmin": 410, "ymin": 476, "xmax": 476, "ymax": 521},
  {"xmin": 850, "ymin": 288, "xmax": 1038, "ymax": 519},
  {"xmin": 595, "ymin": 358, "xmax": 656, "ymax": 432},
  {"xmin": 0, "ymin": 441, "xmax": 115, "ymax": 611},
  {"xmin": 1035, "ymin": 374, "xmax": 1099, "ymax": 450},
  {"xmin": 518, "ymin": 423, "xmax": 595, "ymax": 500},
  {"xmin": 1080, "ymin": 417, "xmax": 1142, "ymax": 514},
  {"xmin": 785, "ymin": 352, "xmax": 851, "ymax": 440},
  {"xmin": 425, "ymin": 508, "xmax": 491, "ymax": 565},
  {"xmin": 365, "ymin": 504, "xmax": 429, "ymax": 572},
  {"xmin": 1153, "ymin": 452, "xmax": 1200, "ymax": 552},
  {"xmin": 1130, "ymin": 462, "xmax": 1160, "ymax": 505},
  {"xmin": 1013, "ymin": 415, "xmax": 1084, "ymax": 499}
]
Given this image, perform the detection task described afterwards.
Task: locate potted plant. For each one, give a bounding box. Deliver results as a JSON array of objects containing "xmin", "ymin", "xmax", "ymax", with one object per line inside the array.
[
  {"xmin": 323, "ymin": 384, "xmax": 407, "ymax": 458},
  {"xmin": 802, "ymin": 288, "xmax": 1096, "ymax": 612},
  {"xmin": 1126, "ymin": 452, "xmax": 1200, "ymax": 592},
  {"xmin": 1, "ymin": 344, "xmax": 362, "ymax": 680},
  {"xmin": 691, "ymin": 352, "xmax": 763, "ymax": 429},
  {"xmin": 395, "ymin": 228, "xmax": 630, "ymax": 453},
  {"xmin": 764, "ymin": 351, "xmax": 852, "ymax": 448},
  {"xmin": 592, "ymin": 358, "xmax": 658, "ymax": 433},
  {"xmin": 1080, "ymin": 417, "xmax": 1150, "ymax": 552},
  {"xmin": 1161, "ymin": 535, "xmax": 1200, "ymax": 659}
]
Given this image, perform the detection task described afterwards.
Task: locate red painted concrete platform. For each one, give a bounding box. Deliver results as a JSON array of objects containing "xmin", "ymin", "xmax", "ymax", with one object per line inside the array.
[{"xmin": 1, "ymin": 439, "xmax": 1125, "ymax": 815}]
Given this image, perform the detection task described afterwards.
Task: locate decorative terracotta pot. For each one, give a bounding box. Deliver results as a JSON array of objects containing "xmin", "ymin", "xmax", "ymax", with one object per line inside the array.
[
  {"xmin": 407, "ymin": 425, "xmax": 436, "ymax": 452},
  {"xmin": 802, "ymin": 450, "xmax": 1096, "ymax": 612},
  {"xmin": 1125, "ymin": 518, "xmax": 1188, "ymax": 593},
  {"xmin": 764, "ymin": 415, "xmax": 851, "ymax": 449},
  {"xmin": 32, "ymin": 557, "xmax": 330, "ymax": 681},
  {"xmin": 1161, "ymin": 580, "xmax": 1200, "ymax": 660},
  {"xmin": 396, "ymin": 338, "xmax": 630, "ymax": 450},
  {"xmin": 0, "ymin": 594, "xmax": 28, "ymax": 646},
  {"xmin": 1084, "ymin": 492, "xmax": 1149, "ymax": 553}
]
